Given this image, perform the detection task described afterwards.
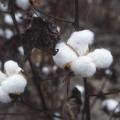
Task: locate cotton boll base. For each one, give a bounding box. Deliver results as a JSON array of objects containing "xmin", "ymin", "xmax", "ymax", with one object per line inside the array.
[
  {"xmin": 0, "ymin": 87, "xmax": 11, "ymax": 103},
  {"xmin": 53, "ymin": 42, "xmax": 78, "ymax": 68},
  {"xmin": 71, "ymin": 56, "xmax": 96, "ymax": 77},
  {"xmin": 1, "ymin": 74, "xmax": 27, "ymax": 94},
  {"xmin": 88, "ymin": 48, "xmax": 113, "ymax": 68}
]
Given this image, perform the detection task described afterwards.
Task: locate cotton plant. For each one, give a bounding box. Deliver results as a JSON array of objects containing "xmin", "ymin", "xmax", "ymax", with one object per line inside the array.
[
  {"xmin": 0, "ymin": 60, "xmax": 27, "ymax": 103},
  {"xmin": 53, "ymin": 30, "xmax": 113, "ymax": 77}
]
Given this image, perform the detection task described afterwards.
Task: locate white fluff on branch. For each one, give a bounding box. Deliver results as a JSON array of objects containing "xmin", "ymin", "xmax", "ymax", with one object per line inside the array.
[
  {"xmin": 87, "ymin": 48, "xmax": 113, "ymax": 68},
  {"xmin": 67, "ymin": 30, "xmax": 94, "ymax": 55},
  {"xmin": 0, "ymin": 87, "xmax": 11, "ymax": 103},
  {"xmin": 53, "ymin": 42, "xmax": 78, "ymax": 68},
  {"xmin": 1, "ymin": 74, "xmax": 27, "ymax": 94},
  {"xmin": 71, "ymin": 56, "xmax": 96, "ymax": 77},
  {"xmin": 16, "ymin": 0, "xmax": 30, "ymax": 10},
  {"xmin": 4, "ymin": 60, "xmax": 23, "ymax": 76}
]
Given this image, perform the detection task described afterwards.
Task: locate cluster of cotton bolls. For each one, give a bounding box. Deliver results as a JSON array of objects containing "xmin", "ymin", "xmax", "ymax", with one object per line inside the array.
[
  {"xmin": 53, "ymin": 30, "xmax": 113, "ymax": 77},
  {"xmin": 0, "ymin": 60, "xmax": 27, "ymax": 103}
]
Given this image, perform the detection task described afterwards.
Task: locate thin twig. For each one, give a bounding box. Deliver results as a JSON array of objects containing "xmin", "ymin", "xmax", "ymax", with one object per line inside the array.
[
  {"xmin": 89, "ymin": 90, "xmax": 120, "ymax": 97},
  {"xmin": 84, "ymin": 78, "xmax": 91, "ymax": 120},
  {"xmin": 109, "ymin": 102, "xmax": 120, "ymax": 120}
]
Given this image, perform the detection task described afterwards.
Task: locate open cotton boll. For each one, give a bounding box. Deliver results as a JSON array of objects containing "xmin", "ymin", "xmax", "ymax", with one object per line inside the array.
[
  {"xmin": 53, "ymin": 42, "xmax": 78, "ymax": 68},
  {"xmin": 15, "ymin": 12, "xmax": 23, "ymax": 23},
  {"xmin": 102, "ymin": 99, "xmax": 120, "ymax": 113},
  {"xmin": 75, "ymin": 85, "xmax": 84, "ymax": 95},
  {"xmin": 16, "ymin": 0, "xmax": 30, "ymax": 10},
  {"xmin": 0, "ymin": 71, "xmax": 7, "ymax": 83},
  {"xmin": 67, "ymin": 30, "xmax": 94, "ymax": 55},
  {"xmin": 71, "ymin": 56, "xmax": 96, "ymax": 77},
  {"xmin": 4, "ymin": 14, "xmax": 13, "ymax": 25},
  {"xmin": 87, "ymin": 48, "xmax": 113, "ymax": 68},
  {"xmin": 0, "ymin": 87, "xmax": 11, "ymax": 103},
  {"xmin": 1, "ymin": 74, "xmax": 27, "ymax": 94},
  {"xmin": 4, "ymin": 60, "xmax": 23, "ymax": 76},
  {"xmin": 0, "ymin": 3, "xmax": 8, "ymax": 11},
  {"xmin": 4, "ymin": 29, "xmax": 14, "ymax": 39}
]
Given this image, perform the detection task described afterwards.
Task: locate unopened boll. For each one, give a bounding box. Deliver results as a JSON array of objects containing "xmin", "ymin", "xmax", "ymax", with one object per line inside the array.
[
  {"xmin": 67, "ymin": 30, "xmax": 94, "ymax": 55},
  {"xmin": 71, "ymin": 56, "xmax": 96, "ymax": 77},
  {"xmin": 53, "ymin": 42, "xmax": 78, "ymax": 68},
  {"xmin": 87, "ymin": 48, "xmax": 113, "ymax": 68}
]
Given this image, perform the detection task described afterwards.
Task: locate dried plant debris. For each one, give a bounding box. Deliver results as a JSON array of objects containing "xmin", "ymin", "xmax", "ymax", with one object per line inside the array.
[{"xmin": 22, "ymin": 17, "xmax": 60, "ymax": 56}]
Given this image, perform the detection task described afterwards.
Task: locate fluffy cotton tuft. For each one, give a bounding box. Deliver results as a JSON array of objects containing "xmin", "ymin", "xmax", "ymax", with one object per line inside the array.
[
  {"xmin": 4, "ymin": 14, "xmax": 13, "ymax": 25},
  {"xmin": 67, "ymin": 30, "xmax": 94, "ymax": 55},
  {"xmin": 87, "ymin": 48, "xmax": 113, "ymax": 68},
  {"xmin": 0, "ymin": 87, "xmax": 11, "ymax": 103},
  {"xmin": 71, "ymin": 56, "xmax": 96, "ymax": 77},
  {"xmin": 16, "ymin": 0, "xmax": 30, "ymax": 10},
  {"xmin": 0, "ymin": 71, "xmax": 7, "ymax": 83},
  {"xmin": 102, "ymin": 99, "xmax": 120, "ymax": 113},
  {"xmin": 1, "ymin": 74, "xmax": 27, "ymax": 94},
  {"xmin": 53, "ymin": 42, "xmax": 78, "ymax": 68},
  {"xmin": 75, "ymin": 85, "xmax": 84, "ymax": 94},
  {"xmin": 4, "ymin": 60, "xmax": 22, "ymax": 76},
  {"xmin": 4, "ymin": 29, "xmax": 14, "ymax": 39}
]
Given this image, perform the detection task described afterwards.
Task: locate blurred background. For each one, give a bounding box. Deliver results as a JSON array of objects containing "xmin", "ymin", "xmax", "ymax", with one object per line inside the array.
[{"xmin": 0, "ymin": 0, "xmax": 120, "ymax": 120}]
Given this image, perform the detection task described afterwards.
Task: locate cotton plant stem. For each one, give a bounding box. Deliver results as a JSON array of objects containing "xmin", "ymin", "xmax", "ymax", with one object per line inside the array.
[
  {"xmin": 28, "ymin": 57, "xmax": 53, "ymax": 120},
  {"xmin": 84, "ymin": 78, "xmax": 91, "ymax": 120}
]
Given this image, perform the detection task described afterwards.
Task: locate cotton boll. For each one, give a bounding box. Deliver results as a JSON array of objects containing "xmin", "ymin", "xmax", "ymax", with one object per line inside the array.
[
  {"xmin": 0, "ymin": 71, "xmax": 7, "ymax": 83},
  {"xmin": 71, "ymin": 56, "xmax": 96, "ymax": 77},
  {"xmin": 15, "ymin": 12, "xmax": 23, "ymax": 23},
  {"xmin": 67, "ymin": 30, "xmax": 94, "ymax": 55},
  {"xmin": 16, "ymin": 0, "xmax": 30, "ymax": 10},
  {"xmin": 0, "ymin": 87, "xmax": 11, "ymax": 103},
  {"xmin": 1, "ymin": 74, "xmax": 27, "ymax": 94},
  {"xmin": 75, "ymin": 85, "xmax": 84, "ymax": 95},
  {"xmin": 0, "ymin": 3, "xmax": 8, "ymax": 11},
  {"xmin": 18, "ymin": 46, "xmax": 24, "ymax": 56},
  {"xmin": 53, "ymin": 42, "xmax": 78, "ymax": 68},
  {"xmin": 4, "ymin": 29, "xmax": 14, "ymax": 39},
  {"xmin": 102, "ymin": 99, "xmax": 120, "ymax": 113},
  {"xmin": 4, "ymin": 60, "xmax": 22, "ymax": 76},
  {"xmin": 4, "ymin": 14, "xmax": 13, "ymax": 25},
  {"xmin": 87, "ymin": 48, "xmax": 113, "ymax": 68},
  {"xmin": 42, "ymin": 66, "xmax": 50, "ymax": 75}
]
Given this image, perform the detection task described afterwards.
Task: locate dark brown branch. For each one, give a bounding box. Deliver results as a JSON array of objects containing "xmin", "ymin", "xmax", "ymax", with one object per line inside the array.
[
  {"xmin": 89, "ymin": 90, "xmax": 120, "ymax": 97},
  {"xmin": 73, "ymin": 0, "xmax": 80, "ymax": 30},
  {"xmin": 84, "ymin": 78, "xmax": 91, "ymax": 120}
]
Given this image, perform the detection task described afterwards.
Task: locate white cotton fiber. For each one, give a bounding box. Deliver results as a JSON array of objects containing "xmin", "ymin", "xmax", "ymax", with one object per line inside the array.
[
  {"xmin": 16, "ymin": 0, "xmax": 30, "ymax": 10},
  {"xmin": 87, "ymin": 48, "xmax": 113, "ymax": 68},
  {"xmin": 1, "ymin": 74, "xmax": 27, "ymax": 94},
  {"xmin": 70, "ymin": 56, "xmax": 96, "ymax": 77},
  {"xmin": 0, "ymin": 87, "xmax": 11, "ymax": 103},
  {"xmin": 0, "ymin": 71, "xmax": 7, "ymax": 83},
  {"xmin": 53, "ymin": 42, "xmax": 78, "ymax": 68},
  {"xmin": 4, "ymin": 60, "xmax": 22, "ymax": 76},
  {"xmin": 67, "ymin": 30, "xmax": 94, "ymax": 55}
]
